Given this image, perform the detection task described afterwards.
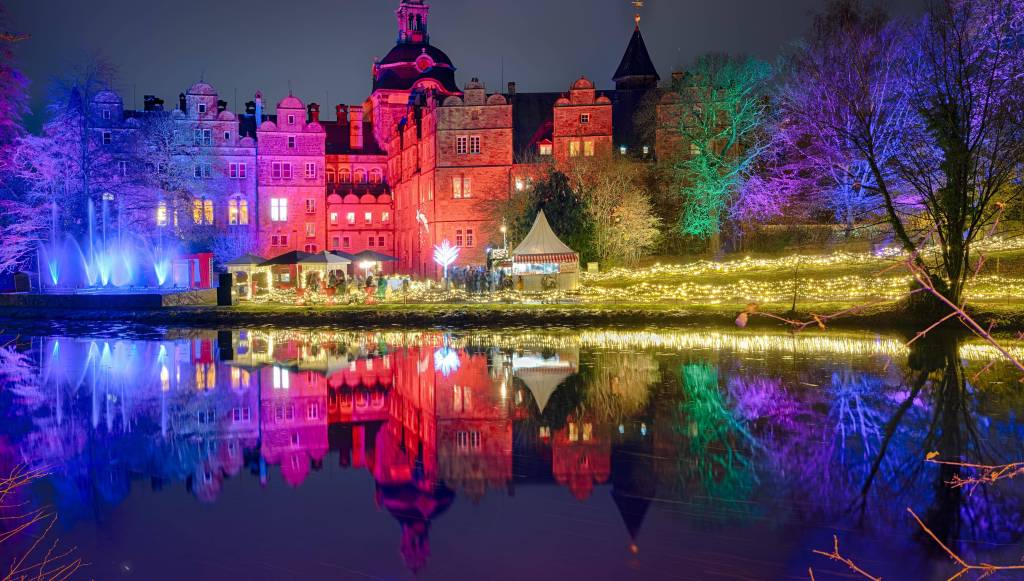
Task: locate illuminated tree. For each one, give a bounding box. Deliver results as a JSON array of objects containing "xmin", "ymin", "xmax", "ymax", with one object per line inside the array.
[
  {"xmin": 568, "ymin": 159, "xmax": 661, "ymax": 266},
  {"xmin": 671, "ymin": 55, "xmax": 772, "ymax": 251},
  {"xmin": 791, "ymin": 0, "xmax": 1024, "ymax": 304},
  {"xmin": 753, "ymin": 0, "xmax": 907, "ymax": 236},
  {"xmin": 503, "ymin": 169, "xmax": 596, "ymax": 262}
]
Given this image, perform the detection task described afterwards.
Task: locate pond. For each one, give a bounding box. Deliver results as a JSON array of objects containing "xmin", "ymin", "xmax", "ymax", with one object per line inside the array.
[{"xmin": 1, "ymin": 324, "xmax": 1022, "ymax": 580}]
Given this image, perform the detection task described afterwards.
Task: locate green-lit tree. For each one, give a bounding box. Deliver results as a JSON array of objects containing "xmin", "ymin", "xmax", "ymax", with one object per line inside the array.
[{"xmin": 672, "ymin": 55, "xmax": 772, "ymax": 253}]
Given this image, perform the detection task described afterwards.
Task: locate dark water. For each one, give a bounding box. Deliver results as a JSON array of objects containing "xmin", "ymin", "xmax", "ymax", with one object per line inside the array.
[{"xmin": 1, "ymin": 324, "xmax": 1023, "ymax": 580}]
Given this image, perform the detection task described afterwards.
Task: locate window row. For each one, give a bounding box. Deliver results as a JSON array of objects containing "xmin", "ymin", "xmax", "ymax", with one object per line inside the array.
[
  {"xmin": 330, "ymin": 235, "xmax": 389, "ymax": 250},
  {"xmin": 454, "ymin": 228, "xmax": 475, "ymax": 247},
  {"xmin": 155, "ymin": 198, "xmax": 249, "ymax": 227},
  {"xmin": 271, "ymin": 162, "xmax": 318, "ymax": 179},
  {"xmin": 455, "ymin": 135, "xmax": 482, "ymax": 155},
  {"xmin": 326, "ymin": 169, "xmax": 383, "ymax": 184},
  {"xmin": 568, "ymin": 139, "xmax": 596, "ymax": 157},
  {"xmin": 328, "ymin": 210, "xmax": 391, "ymax": 225}
]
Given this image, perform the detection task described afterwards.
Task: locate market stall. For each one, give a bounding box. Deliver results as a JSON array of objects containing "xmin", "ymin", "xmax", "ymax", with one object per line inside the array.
[{"xmin": 511, "ymin": 210, "xmax": 580, "ymax": 291}]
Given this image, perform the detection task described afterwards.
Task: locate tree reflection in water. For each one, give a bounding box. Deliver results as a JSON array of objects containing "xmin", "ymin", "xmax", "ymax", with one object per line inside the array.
[{"xmin": 0, "ymin": 327, "xmax": 1022, "ymax": 576}]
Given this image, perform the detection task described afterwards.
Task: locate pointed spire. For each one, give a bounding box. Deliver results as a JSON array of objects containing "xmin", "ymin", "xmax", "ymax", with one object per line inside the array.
[{"xmin": 613, "ymin": 9, "xmax": 660, "ymax": 90}]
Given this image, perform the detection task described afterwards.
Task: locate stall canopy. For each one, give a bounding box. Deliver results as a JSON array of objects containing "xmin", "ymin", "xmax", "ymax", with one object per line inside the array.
[
  {"xmin": 299, "ymin": 251, "xmax": 351, "ymax": 266},
  {"xmin": 351, "ymin": 250, "xmax": 398, "ymax": 263},
  {"xmin": 512, "ymin": 210, "xmax": 578, "ymax": 264},
  {"xmin": 225, "ymin": 253, "xmax": 265, "ymax": 267},
  {"xmin": 258, "ymin": 251, "xmax": 312, "ymax": 267},
  {"xmin": 512, "ymin": 352, "xmax": 578, "ymax": 413}
]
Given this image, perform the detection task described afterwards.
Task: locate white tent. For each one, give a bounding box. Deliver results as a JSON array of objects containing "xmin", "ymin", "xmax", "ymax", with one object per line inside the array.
[
  {"xmin": 512, "ymin": 210, "xmax": 577, "ymax": 259},
  {"xmin": 511, "ymin": 210, "xmax": 580, "ymax": 291},
  {"xmin": 513, "ymin": 352, "xmax": 578, "ymax": 413}
]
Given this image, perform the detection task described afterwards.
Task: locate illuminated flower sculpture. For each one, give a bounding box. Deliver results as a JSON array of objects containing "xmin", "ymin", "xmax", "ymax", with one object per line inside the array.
[{"xmin": 432, "ymin": 240, "xmax": 459, "ymax": 281}]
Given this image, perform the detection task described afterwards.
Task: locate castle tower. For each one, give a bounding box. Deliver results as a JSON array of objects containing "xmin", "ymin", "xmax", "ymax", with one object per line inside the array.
[
  {"xmin": 612, "ymin": 3, "xmax": 660, "ymax": 91},
  {"xmin": 396, "ymin": 0, "xmax": 430, "ymax": 44}
]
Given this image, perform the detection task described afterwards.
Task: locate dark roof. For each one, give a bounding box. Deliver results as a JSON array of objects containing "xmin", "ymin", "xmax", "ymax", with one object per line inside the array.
[
  {"xmin": 352, "ymin": 250, "xmax": 398, "ymax": 263},
  {"xmin": 225, "ymin": 253, "xmax": 266, "ymax": 266},
  {"xmin": 379, "ymin": 43, "xmax": 453, "ymax": 67},
  {"xmin": 613, "ymin": 27, "xmax": 660, "ymax": 87},
  {"xmin": 374, "ymin": 65, "xmax": 460, "ymax": 94},
  {"xmin": 259, "ymin": 250, "xmax": 312, "ymax": 266},
  {"xmin": 509, "ymin": 92, "xmax": 560, "ymax": 163},
  {"xmin": 239, "ymin": 113, "xmax": 275, "ymax": 140},
  {"xmin": 323, "ymin": 120, "xmax": 387, "ymax": 156}
]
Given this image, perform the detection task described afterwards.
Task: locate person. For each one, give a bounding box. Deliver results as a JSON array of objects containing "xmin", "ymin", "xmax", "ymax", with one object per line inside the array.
[{"xmin": 365, "ymin": 275, "xmax": 375, "ymax": 304}]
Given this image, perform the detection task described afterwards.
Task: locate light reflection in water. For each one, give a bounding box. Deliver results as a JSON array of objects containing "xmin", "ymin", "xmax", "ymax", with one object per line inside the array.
[{"xmin": 0, "ymin": 327, "xmax": 1022, "ymax": 578}]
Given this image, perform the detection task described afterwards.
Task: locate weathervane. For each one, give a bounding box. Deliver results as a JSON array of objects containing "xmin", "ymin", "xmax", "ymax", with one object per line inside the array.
[{"xmin": 632, "ymin": 0, "xmax": 644, "ymax": 28}]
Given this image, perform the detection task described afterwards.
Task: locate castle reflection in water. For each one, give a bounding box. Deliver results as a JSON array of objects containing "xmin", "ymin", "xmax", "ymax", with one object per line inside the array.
[{"xmin": 4, "ymin": 328, "xmax": 1024, "ymax": 576}]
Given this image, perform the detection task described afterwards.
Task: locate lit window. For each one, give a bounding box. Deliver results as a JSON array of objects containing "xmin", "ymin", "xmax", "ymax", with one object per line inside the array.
[
  {"xmin": 305, "ymin": 162, "xmax": 316, "ymax": 179},
  {"xmin": 346, "ymin": 212, "xmax": 355, "ymax": 225},
  {"xmin": 305, "ymin": 199, "xmax": 316, "ymax": 214},
  {"xmin": 382, "ymin": 211, "xmax": 390, "ymax": 224},
  {"xmin": 452, "ymin": 177, "xmax": 471, "ymax": 199},
  {"xmin": 229, "ymin": 198, "xmax": 248, "ymax": 225},
  {"xmin": 204, "ymin": 199, "xmax": 214, "ymax": 224},
  {"xmin": 270, "ymin": 198, "xmax": 288, "ymax": 222},
  {"xmin": 619, "ymin": 145, "xmax": 627, "ymax": 155},
  {"xmin": 370, "ymin": 170, "xmax": 382, "ymax": 184},
  {"xmin": 305, "ymin": 223, "xmax": 315, "ymax": 238},
  {"xmin": 514, "ymin": 178, "xmax": 524, "ymax": 191},
  {"xmin": 355, "ymin": 169, "xmax": 366, "ymax": 183},
  {"xmin": 569, "ymin": 140, "xmax": 581, "ymax": 157},
  {"xmin": 340, "ymin": 169, "xmax": 351, "ymax": 183},
  {"xmin": 690, "ymin": 142, "xmax": 700, "ymax": 156},
  {"xmin": 156, "ymin": 201, "xmax": 168, "ymax": 226},
  {"xmin": 364, "ymin": 212, "xmax": 372, "ymax": 225},
  {"xmin": 539, "ymin": 142, "xmax": 552, "ymax": 156},
  {"xmin": 580, "ymin": 113, "xmax": 589, "ymax": 124},
  {"xmin": 456, "ymin": 136, "xmax": 468, "ymax": 155},
  {"xmin": 102, "ymin": 131, "xmax": 112, "ymax": 145},
  {"xmin": 583, "ymin": 140, "xmax": 595, "ymax": 157},
  {"xmin": 273, "ymin": 366, "xmax": 289, "ymax": 389},
  {"xmin": 642, "ymin": 145, "xmax": 650, "ymax": 155},
  {"xmin": 192, "ymin": 199, "xmax": 213, "ymax": 225},
  {"xmin": 329, "ymin": 212, "xmax": 338, "ymax": 225},
  {"xmin": 469, "ymin": 135, "xmax": 481, "ymax": 154}
]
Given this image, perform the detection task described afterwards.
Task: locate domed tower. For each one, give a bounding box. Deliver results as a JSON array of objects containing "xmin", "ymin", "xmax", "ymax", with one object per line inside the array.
[{"xmin": 369, "ymin": 0, "xmax": 461, "ymax": 147}]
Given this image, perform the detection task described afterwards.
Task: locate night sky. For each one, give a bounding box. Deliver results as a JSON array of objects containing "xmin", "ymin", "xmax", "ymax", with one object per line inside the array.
[{"xmin": 9, "ymin": 0, "xmax": 925, "ymax": 128}]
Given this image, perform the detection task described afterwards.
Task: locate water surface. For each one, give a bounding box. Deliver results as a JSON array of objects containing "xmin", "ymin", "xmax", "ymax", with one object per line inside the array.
[{"xmin": 1, "ymin": 324, "xmax": 1022, "ymax": 580}]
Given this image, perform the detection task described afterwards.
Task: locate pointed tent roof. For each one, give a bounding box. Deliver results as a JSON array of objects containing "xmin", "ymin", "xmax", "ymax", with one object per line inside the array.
[
  {"xmin": 613, "ymin": 26, "xmax": 660, "ymax": 85},
  {"xmin": 225, "ymin": 253, "xmax": 265, "ymax": 266},
  {"xmin": 512, "ymin": 210, "xmax": 576, "ymax": 258},
  {"xmin": 512, "ymin": 352, "xmax": 578, "ymax": 413}
]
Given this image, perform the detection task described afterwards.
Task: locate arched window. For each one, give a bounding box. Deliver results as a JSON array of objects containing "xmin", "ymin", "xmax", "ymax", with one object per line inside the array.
[
  {"xmin": 193, "ymin": 198, "xmax": 214, "ymax": 225},
  {"xmin": 229, "ymin": 197, "xmax": 249, "ymax": 226},
  {"xmin": 326, "ymin": 169, "xmax": 336, "ymax": 183},
  {"xmin": 340, "ymin": 169, "xmax": 351, "ymax": 183},
  {"xmin": 370, "ymin": 169, "xmax": 382, "ymax": 184},
  {"xmin": 355, "ymin": 169, "xmax": 366, "ymax": 184}
]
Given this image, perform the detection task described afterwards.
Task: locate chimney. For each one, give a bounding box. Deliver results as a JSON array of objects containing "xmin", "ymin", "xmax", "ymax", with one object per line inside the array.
[
  {"xmin": 349, "ymin": 106, "xmax": 364, "ymax": 150},
  {"xmin": 336, "ymin": 104, "xmax": 348, "ymax": 122},
  {"xmin": 217, "ymin": 99, "xmax": 228, "ymax": 114},
  {"xmin": 143, "ymin": 95, "xmax": 164, "ymax": 112},
  {"xmin": 244, "ymin": 100, "xmax": 256, "ymax": 115},
  {"xmin": 307, "ymin": 102, "xmax": 320, "ymax": 123},
  {"xmin": 507, "ymin": 81, "xmax": 516, "ymax": 96},
  {"xmin": 178, "ymin": 92, "xmax": 186, "ymax": 113}
]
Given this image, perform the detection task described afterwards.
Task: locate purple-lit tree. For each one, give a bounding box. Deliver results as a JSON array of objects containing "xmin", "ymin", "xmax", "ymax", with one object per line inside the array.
[
  {"xmin": 789, "ymin": 0, "xmax": 1024, "ymax": 304},
  {"xmin": 752, "ymin": 1, "xmax": 908, "ymax": 236}
]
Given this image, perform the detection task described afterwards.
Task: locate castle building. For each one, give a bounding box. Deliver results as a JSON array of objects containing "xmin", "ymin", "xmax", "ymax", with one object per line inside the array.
[{"xmin": 90, "ymin": 0, "xmax": 664, "ymax": 275}]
